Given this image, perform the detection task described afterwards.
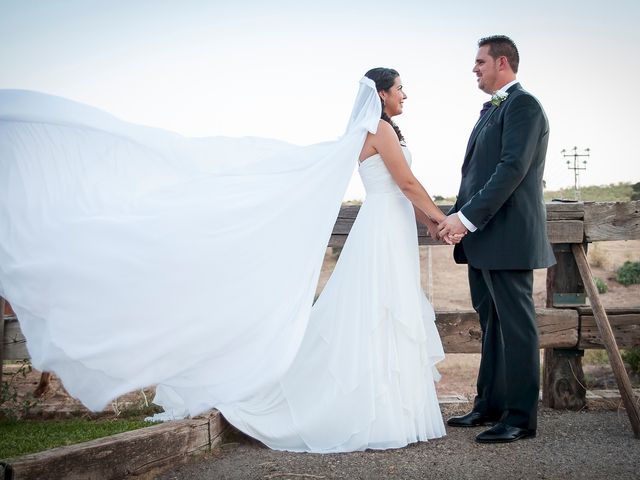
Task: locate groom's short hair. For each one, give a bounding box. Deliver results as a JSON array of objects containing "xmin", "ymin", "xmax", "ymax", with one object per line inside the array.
[{"xmin": 478, "ymin": 35, "xmax": 519, "ymax": 74}]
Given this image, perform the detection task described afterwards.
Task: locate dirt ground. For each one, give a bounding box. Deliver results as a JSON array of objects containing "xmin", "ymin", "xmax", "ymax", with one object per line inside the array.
[{"xmin": 157, "ymin": 405, "xmax": 640, "ymax": 480}]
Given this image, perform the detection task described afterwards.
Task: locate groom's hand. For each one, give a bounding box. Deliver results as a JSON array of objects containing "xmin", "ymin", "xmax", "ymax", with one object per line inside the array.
[{"xmin": 438, "ymin": 215, "xmax": 468, "ymax": 245}]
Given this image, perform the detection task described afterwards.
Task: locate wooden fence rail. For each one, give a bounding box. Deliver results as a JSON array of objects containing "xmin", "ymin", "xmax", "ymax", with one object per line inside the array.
[
  {"xmin": 329, "ymin": 200, "xmax": 638, "ymax": 247},
  {"xmin": 4, "ymin": 308, "xmax": 638, "ymax": 361}
]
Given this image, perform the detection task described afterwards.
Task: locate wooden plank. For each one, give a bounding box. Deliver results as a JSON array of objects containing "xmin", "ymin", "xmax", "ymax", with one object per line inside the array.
[
  {"xmin": 6, "ymin": 310, "xmax": 582, "ymax": 359},
  {"xmin": 436, "ymin": 308, "xmax": 578, "ymax": 354},
  {"xmin": 337, "ymin": 202, "xmax": 584, "ymax": 219},
  {"xmin": 332, "ymin": 204, "xmax": 586, "ymax": 245},
  {"xmin": 576, "ymin": 307, "xmax": 640, "ymax": 316},
  {"xmin": 584, "ymin": 201, "xmax": 640, "ymax": 242},
  {"xmin": 4, "ymin": 302, "xmax": 636, "ymax": 353},
  {"xmin": 2, "ymin": 317, "xmax": 29, "ymax": 361},
  {"xmin": 547, "ymin": 220, "xmax": 584, "ymax": 244},
  {"xmin": 579, "ymin": 314, "xmax": 640, "ymax": 349},
  {"xmin": 328, "ymin": 234, "xmax": 347, "ymax": 248},
  {"xmin": 210, "ymin": 410, "xmax": 231, "ymax": 449},
  {"xmin": 335, "ymin": 204, "xmax": 360, "ymax": 220},
  {"xmin": 546, "ymin": 202, "xmax": 584, "ymax": 215},
  {"xmin": 331, "ymin": 216, "xmax": 357, "ymax": 235},
  {"xmin": 4, "ymin": 414, "xmax": 220, "ymax": 479},
  {"xmin": 571, "ymin": 243, "xmax": 640, "ymax": 438},
  {"xmin": 546, "ymin": 210, "xmax": 584, "ymax": 221},
  {"xmin": 417, "ymin": 236, "xmax": 445, "ymax": 246}
]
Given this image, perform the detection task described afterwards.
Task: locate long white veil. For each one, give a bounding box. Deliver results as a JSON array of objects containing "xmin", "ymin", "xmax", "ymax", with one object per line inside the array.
[{"xmin": 0, "ymin": 77, "xmax": 381, "ymax": 414}]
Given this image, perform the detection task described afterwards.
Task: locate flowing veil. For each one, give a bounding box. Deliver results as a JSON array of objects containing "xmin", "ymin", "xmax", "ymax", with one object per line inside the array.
[{"xmin": 0, "ymin": 77, "xmax": 381, "ymax": 415}]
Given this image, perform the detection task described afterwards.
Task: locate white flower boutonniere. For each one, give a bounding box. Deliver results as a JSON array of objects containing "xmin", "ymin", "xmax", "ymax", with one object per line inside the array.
[{"xmin": 491, "ymin": 91, "xmax": 509, "ymax": 107}]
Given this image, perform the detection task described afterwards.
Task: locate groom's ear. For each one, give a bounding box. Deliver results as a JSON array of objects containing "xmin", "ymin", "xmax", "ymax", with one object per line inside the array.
[{"xmin": 497, "ymin": 56, "xmax": 511, "ymax": 72}]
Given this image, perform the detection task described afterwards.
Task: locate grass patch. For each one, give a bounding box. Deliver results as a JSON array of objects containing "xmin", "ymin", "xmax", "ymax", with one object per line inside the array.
[
  {"xmin": 594, "ymin": 277, "xmax": 608, "ymax": 294},
  {"xmin": 544, "ymin": 182, "xmax": 633, "ymax": 202},
  {"xmin": 584, "ymin": 350, "xmax": 609, "ymax": 365},
  {"xmin": 0, "ymin": 418, "xmax": 150, "ymax": 460},
  {"xmin": 622, "ymin": 348, "xmax": 640, "ymax": 373},
  {"xmin": 616, "ymin": 261, "xmax": 640, "ymax": 286}
]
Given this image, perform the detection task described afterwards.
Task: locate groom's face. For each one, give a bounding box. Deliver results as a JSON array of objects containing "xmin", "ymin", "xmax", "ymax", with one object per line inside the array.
[{"xmin": 473, "ymin": 45, "xmax": 499, "ymax": 94}]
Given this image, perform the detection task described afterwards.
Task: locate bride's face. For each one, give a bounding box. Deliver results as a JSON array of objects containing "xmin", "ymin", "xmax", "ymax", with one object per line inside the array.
[{"xmin": 380, "ymin": 76, "xmax": 407, "ymax": 117}]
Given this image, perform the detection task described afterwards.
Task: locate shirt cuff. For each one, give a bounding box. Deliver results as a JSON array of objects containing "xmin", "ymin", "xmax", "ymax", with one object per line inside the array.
[{"xmin": 457, "ymin": 211, "xmax": 477, "ymax": 232}]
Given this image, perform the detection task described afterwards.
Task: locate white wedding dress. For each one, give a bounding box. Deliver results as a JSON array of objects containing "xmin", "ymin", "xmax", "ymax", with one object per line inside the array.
[
  {"xmin": 0, "ymin": 79, "xmax": 444, "ymax": 452},
  {"xmin": 217, "ymin": 148, "xmax": 446, "ymax": 452}
]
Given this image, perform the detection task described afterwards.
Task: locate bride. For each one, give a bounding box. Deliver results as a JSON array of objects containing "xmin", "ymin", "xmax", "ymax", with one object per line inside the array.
[{"xmin": 0, "ymin": 68, "xmax": 455, "ymax": 452}]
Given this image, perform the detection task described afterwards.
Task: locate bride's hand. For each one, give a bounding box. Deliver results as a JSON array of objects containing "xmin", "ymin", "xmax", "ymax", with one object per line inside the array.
[{"xmin": 425, "ymin": 219, "xmax": 441, "ymax": 242}]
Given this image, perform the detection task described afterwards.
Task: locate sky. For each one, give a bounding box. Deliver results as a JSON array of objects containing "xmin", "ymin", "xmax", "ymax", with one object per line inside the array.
[{"xmin": 1, "ymin": 0, "xmax": 639, "ymax": 200}]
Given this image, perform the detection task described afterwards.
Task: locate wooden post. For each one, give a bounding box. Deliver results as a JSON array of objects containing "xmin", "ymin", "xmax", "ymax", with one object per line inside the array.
[
  {"xmin": 572, "ymin": 243, "xmax": 640, "ymax": 438},
  {"xmin": 543, "ymin": 243, "xmax": 587, "ymax": 410}
]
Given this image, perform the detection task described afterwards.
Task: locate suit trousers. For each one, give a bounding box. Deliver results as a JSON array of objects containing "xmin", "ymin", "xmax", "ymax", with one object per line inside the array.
[{"xmin": 468, "ymin": 266, "xmax": 539, "ymax": 430}]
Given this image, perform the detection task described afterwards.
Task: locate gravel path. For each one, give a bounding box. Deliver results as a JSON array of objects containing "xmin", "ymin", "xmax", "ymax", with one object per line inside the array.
[{"xmin": 157, "ymin": 405, "xmax": 640, "ymax": 480}]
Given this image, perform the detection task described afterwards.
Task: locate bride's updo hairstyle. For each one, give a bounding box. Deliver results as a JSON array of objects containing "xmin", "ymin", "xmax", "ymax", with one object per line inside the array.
[{"xmin": 365, "ymin": 67, "xmax": 406, "ymax": 145}]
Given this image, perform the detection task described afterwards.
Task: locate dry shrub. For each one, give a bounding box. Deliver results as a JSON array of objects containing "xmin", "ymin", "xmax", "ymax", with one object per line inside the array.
[{"xmin": 588, "ymin": 244, "xmax": 608, "ymax": 269}]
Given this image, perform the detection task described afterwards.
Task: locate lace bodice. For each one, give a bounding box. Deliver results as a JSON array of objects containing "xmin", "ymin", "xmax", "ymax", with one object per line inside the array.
[{"xmin": 358, "ymin": 147, "xmax": 412, "ymax": 195}]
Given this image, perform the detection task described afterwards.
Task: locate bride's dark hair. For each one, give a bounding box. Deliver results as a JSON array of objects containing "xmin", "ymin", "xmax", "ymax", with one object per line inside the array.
[{"xmin": 364, "ymin": 67, "xmax": 406, "ymax": 145}]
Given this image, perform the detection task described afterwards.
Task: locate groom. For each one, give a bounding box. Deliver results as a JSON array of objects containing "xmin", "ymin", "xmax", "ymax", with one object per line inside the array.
[{"xmin": 438, "ymin": 35, "xmax": 555, "ymax": 443}]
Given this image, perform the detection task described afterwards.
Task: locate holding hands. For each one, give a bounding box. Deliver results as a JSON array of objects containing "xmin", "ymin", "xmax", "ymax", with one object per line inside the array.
[{"xmin": 425, "ymin": 215, "xmax": 467, "ymax": 245}]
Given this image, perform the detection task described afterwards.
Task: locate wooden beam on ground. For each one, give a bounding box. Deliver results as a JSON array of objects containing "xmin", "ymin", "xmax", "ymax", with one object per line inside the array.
[
  {"xmin": 2, "ymin": 411, "xmax": 229, "ymax": 480},
  {"xmin": 436, "ymin": 308, "xmax": 579, "ymax": 354},
  {"xmin": 571, "ymin": 243, "xmax": 640, "ymax": 438},
  {"xmin": 584, "ymin": 200, "xmax": 640, "ymax": 242}
]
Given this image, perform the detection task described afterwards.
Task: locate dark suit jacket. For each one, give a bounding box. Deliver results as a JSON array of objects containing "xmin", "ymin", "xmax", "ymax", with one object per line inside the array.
[{"xmin": 449, "ymin": 83, "xmax": 556, "ymax": 270}]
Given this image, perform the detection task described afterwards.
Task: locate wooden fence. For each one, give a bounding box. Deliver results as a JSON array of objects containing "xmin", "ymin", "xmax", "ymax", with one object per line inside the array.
[{"xmin": 2, "ymin": 201, "xmax": 640, "ymax": 435}]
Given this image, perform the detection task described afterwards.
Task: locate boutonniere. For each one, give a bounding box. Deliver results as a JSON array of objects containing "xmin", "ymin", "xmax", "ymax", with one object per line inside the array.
[{"xmin": 491, "ymin": 91, "xmax": 509, "ymax": 107}]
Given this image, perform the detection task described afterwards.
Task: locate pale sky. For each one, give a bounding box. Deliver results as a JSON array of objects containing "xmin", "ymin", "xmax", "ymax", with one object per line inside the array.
[{"xmin": 1, "ymin": 0, "xmax": 639, "ymax": 200}]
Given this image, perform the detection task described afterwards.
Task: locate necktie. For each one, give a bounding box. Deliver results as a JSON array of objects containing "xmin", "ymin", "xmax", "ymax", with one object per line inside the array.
[{"xmin": 479, "ymin": 101, "xmax": 492, "ymax": 118}]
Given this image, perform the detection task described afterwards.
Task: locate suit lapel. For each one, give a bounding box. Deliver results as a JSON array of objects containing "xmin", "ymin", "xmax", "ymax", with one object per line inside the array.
[
  {"xmin": 465, "ymin": 105, "xmax": 497, "ymax": 155},
  {"xmin": 461, "ymin": 105, "xmax": 497, "ymax": 174},
  {"xmin": 461, "ymin": 83, "xmax": 522, "ymax": 175}
]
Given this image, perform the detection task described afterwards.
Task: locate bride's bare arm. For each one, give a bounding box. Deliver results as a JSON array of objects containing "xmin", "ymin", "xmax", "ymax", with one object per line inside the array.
[
  {"xmin": 414, "ymin": 206, "xmax": 443, "ymax": 241},
  {"xmin": 414, "ymin": 206, "xmax": 431, "ymax": 226},
  {"xmin": 370, "ymin": 121, "xmax": 445, "ymax": 223}
]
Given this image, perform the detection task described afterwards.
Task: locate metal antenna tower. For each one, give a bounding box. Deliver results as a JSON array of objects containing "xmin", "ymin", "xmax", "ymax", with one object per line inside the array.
[{"xmin": 561, "ymin": 146, "xmax": 590, "ymax": 200}]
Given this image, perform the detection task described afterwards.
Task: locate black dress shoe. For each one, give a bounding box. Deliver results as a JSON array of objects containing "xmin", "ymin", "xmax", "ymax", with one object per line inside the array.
[
  {"xmin": 475, "ymin": 423, "xmax": 536, "ymax": 443},
  {"xmin": 447, "ymin": 411, "xmax": 499, "ymax": 428}
]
